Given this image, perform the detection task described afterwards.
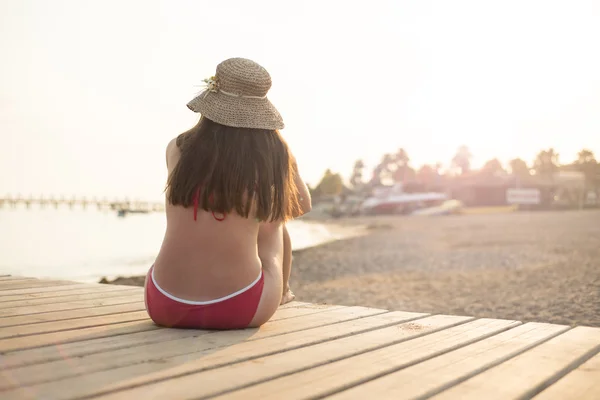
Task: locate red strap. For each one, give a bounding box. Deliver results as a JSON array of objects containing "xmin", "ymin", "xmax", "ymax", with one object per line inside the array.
[
  {"xmin": 212, "ymin": 211, "xmax": 226, "ymax": 221},
  {"xmin": 193, "ymin": 189, "xmax": 226, "ymax": 222},
  {"xmin": 208, "ymin": 193, "xmax": 226, "ymax": 221}
]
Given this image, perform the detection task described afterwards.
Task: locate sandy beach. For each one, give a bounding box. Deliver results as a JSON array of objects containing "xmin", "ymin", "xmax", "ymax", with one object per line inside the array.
[{"xmin": 104, "ymin": 209, "xmax": 600, "ymax": 327}]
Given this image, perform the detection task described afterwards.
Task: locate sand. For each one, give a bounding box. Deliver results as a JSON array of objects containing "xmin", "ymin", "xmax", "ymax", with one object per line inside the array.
[
  {"xmin": 293, "ymin": 210, "xmax": 600, "ymax": 327},
  {"xmin": 103, "ymin": 210, "xmax": 600, "ymax": 327}
]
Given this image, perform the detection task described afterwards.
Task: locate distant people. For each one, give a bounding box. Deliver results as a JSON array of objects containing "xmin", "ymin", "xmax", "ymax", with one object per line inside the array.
[{"xmin": 145, "ymin": 58, "xmax": 311, "ymax": 329}]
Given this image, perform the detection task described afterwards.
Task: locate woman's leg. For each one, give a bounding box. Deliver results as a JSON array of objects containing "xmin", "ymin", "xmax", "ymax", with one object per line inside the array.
[{"xmin": 281, "ymin": 225, "xmax": 295, "ymax": 304}]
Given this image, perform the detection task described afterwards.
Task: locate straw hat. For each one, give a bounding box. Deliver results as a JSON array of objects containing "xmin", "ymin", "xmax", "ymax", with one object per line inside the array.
[{"xmin": 186, "ymin": 58, "xmax": 284, "ymax": 130}]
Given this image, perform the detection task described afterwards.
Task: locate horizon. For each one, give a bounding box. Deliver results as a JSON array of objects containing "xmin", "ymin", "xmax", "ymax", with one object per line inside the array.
[{"xmin": 1, "ymin": 0, "xmax": 599, "ymax": 201}]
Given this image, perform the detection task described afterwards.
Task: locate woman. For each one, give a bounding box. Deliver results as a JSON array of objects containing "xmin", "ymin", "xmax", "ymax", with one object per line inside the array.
[{"xmin": 145, "ymin": 58, "xmax": 311, "ymax": 330}]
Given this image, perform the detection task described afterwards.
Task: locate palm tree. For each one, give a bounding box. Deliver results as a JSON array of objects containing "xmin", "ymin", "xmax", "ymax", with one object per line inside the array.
[
  {"xmin": 576, "ymin": 149, "xmax": 598, "ymax": 189},
  {"xmin": 395, "ymin": 148, "xmax": 410, "ymax": 167},
  {"xmin": 350, "ymin": 159, "xmax": 365, "ymax": 189},
  {"xmin": 452, "ymin": 146, "xmax": 472, "ymax": 175},
  {"xmin": 509, "ymin": 158, "xmax": 531, "ymax": 187},
  {"xmin": 315, "ymin": 169, "xmax": 344, "ymax": 196},
  {"xmin": 480, "ymin": 158, "xmax": 505, "ymax": 177},
  {"xmin": 509, "ymin": 158, "xmax": 530, "ymax": 177},
  {"xmin": 533, "ymin": 148, "xmax": 559, "ymax": 182},
  {"xmin": 393, "ymin": 148, "xmax": 412, "ymax": 183},
  {"xmin": 577, "ymin": 149, "xmax": 595, "ymax": 164},
  {"xmin": 374, "ymin": 153, "xmax": 395, "ymax": 185}
]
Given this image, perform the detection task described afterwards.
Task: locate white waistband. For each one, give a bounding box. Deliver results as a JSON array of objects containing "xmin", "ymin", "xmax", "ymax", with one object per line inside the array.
[{"xmin": 151, "ymin": 268, "xmax": 263, "ymax": 305}]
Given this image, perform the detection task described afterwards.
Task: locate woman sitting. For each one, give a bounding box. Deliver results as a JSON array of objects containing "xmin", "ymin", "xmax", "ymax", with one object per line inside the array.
[{"xmin": 144, "ymin": 57, "xmax": 311, "ymax": 329}]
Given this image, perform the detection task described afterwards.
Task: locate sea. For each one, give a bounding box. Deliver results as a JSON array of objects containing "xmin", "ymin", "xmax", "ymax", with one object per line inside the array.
[{"xmin": 0, "ymin": 206, "xmax": 353, "ymax": 283}]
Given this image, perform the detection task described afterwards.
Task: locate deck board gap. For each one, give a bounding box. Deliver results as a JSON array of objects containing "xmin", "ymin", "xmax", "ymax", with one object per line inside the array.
[
  {"xmin": 0, "ymin": 282, "xmax": 85, "ymax": 291},
  {"xmin": 0, "ymin": 289, "xmax": 141, "ymax": 309},
  {"xmin": 3, "ymin": 314, "xmax": 430, "ymax": 394},
  {"xmin": 516, "ymin": 343, "xmax": 600, "ymax": 400},
  {"xmin": 0, "ymin": 299, "xmax": 143, "ymax": 318},
  {"xmin": 1, "ymin": 323, "xmax": 160, "ymax": 353},
  {"xmin": 0, "ymin": 305, "xmax": 350, "ymax": 368},
  {"xmin": 228, "ymin": 309, "xmax": 392, "ymax": 343},
  {"xmin": 308, "ymin": 321, "xmax": 524, "ymax": 400},
  {"xmin": 0, "ymin": 284, "xmax": 124, "ymax": 296},
  {"xmin": 0, "ymin": 328, "xmax": 207, "ymax": 368},
  {"xmin": 99, "ymin": 316, "xmax": 477, "ymax": 400},
  {"xmin": 0, "ymin": 306, "xmax": 147, "ymax": 328},
  {"xmin": 0, "ymin": 312, "xmax": 150, "ymax": 339},
  {"xmin": 0, "ymin": 287, "xmax": 141, "ymax": 304},
  {"xmin": 406, "ymin": 325, "xmax": 573, "ymax": 400}
]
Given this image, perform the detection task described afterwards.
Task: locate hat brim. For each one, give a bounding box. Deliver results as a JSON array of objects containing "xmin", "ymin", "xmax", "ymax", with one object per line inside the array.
[{"xmin": 187, "ymin": 90, "xmax": 284, "ymax": 130}]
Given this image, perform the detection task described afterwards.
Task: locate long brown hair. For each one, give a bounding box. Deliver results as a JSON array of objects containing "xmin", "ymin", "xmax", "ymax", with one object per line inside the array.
[{"xmin": 166, "ymin": 117, "xmax": 300, "ymax": 222}]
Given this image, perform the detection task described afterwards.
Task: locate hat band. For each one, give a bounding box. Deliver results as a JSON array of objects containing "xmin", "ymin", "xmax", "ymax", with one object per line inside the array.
[
  {"xmin": 201, "ymin": 88, "xmax": 267, "ymax": 100},
  {"xmin": 200, "ymin": 76, "xmax": 268, "ymax": 100},
  {"xmin": 219, "ymin": 89, "xmax": 267, "ymax": 99}
]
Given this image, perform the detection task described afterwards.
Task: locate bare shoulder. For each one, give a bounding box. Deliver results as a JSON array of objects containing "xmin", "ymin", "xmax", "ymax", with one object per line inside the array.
[
  {"xmin": 165, "ymin": 136, "xmax": 181, "ymax": 170},
  {"xmin": 166, "ymin": 136, "xmax": 178, "ymax": 154}
]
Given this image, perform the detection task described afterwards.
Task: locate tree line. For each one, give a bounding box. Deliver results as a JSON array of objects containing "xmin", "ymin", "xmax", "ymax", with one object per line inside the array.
[{"xmin": 312, "ymin": 146, "xmax": 600, "ymax": 197}]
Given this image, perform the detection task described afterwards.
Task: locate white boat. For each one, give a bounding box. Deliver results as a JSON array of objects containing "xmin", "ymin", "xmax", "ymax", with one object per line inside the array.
[{"xmin": 360, "ymin": 183, "xmax": 449, "ymax": 215}]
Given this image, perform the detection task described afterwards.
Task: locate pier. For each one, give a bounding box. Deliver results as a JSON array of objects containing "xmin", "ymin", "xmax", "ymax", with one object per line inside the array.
[
  {"xmin": 0, "ymin": 275, "xmax": 598, "ymax": 399},
  {"xmin": 0, "ymin": 195, "xmax": 164, "ymax": 213}
]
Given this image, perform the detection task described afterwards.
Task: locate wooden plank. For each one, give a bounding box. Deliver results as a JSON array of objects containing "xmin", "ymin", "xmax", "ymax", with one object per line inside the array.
[
  {"xmin": 0, "ymin": 310, "xmax": 424, "ymax": 391},
  {"xmin": 0, "ymin": 300, "xmax": 323, "ymax": 329},
  {"xmin": 0, "ymin": 283, "xmax": 123, "ymax": 297},
  {"xmin": 0, "ymin": 285, "xmax": 142, "ymax": 303},
  {"xmin": 534, "ymin": 352, "xmax": 600, "ymax": 400},
  {"xmin": 0, "ymin": 303, "xmax": 337, "ymax": 335},
  {"xmin": 264, "ymin": 303, "xmax": 345, "ymax": 320},
  {"xmin": 328, "ymin": 322, "xmax": 569, "ymax": 399},
  {"xmin": 0, "ymin": 288, "xmax": 140, "ymax": 309},
  {"xmin": 203, "ymin": 318, "xmax": 520, "ymax": 400},
  {"xmin": 279, "ymin": 300, "xmax": 312, "ymax": 308},
  {"xmin": 276, "ymin": 301, "xmax": 334, "ymax": 310},
  {"xmin": 0, "ymin": 302, "xmax": 147, "ymax": 328},
  {"xmin": 1, "ymin": 327, "xmax": 193, "ymax": 370},
  {"xmin": 0, "ymin": 319, "xmax": 158, "ymax": 352},
  {"xmin": 430, "ymin": 326, "xmax": 600, "ymax": 400},
  {"xmin": 1, "ymin": 306, "xmax": 388, "ymax": 399},
  {"xmin": 0, "ymin": 294, "xmax": 142, "ymax": 317},
  {"xmin": 0, "ymin": 303, "xmax": 339, "ymax": 369},
  {"xmin": 0, "ymin": 279, "xmax": 77, "ymax": 291},
  {"xmin": 0, "ymin": 308, "xmax": 148, "ymax": 340},
  {"xmin": 276, "ymin": 301, "xmax": 312, "ymax": 308},
  {"xmin": 77, "ymin": 315, "xmax": 472, "ymax": 400}
]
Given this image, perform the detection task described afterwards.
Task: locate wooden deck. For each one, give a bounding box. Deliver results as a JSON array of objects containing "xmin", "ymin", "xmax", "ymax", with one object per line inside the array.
[{"xmin": 0, "ymin": 275, "xmax": 598, "ymax": 400}]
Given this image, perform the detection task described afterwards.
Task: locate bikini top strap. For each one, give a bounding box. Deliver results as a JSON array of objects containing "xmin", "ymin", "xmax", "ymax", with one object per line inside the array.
[
  {"xmin": 209, "ymin": 192, "xmax": 226, "ymax": 221},
  {"xmin": 192, "ymin": 187, "xmax": 226, "ymax": 222}
]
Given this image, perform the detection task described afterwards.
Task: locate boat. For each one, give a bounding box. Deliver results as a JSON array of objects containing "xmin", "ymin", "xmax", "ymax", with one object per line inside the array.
[{"xmin": 360, "ymin": 183, "xmax": 449, "ymax": 215}]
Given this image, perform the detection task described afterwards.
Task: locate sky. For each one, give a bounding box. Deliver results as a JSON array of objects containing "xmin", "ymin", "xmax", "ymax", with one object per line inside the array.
[{"xmin": 1, "ymin": 0, "xmax": 599, "ymax": 201}]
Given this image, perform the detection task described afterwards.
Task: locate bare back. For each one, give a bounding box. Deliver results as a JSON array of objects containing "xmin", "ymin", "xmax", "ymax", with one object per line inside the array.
[{"xmin": 152, "ymin": 137, "xmax": 263, "ymax": 301}]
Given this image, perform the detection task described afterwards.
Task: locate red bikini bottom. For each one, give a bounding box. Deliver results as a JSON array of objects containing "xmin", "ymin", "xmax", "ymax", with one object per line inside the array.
[{"xmin": 145, "ymin": 265, "xmax": 264, "ymax": 329}]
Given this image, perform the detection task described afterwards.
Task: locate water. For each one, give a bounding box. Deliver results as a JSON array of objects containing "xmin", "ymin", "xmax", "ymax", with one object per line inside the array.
[{"xmin": 0, "ymin": 207, "xmax": 353, "ymax": 283}]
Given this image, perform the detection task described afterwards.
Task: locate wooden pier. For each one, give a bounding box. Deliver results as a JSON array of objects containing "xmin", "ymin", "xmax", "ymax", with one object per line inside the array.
[
  {"xmin": 0, "ymin": 275, "xmax": 598, "ymax": 399},
  {"xmin": 0, "ymin": 195, "xmax": 164, "ymax": 213}
]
